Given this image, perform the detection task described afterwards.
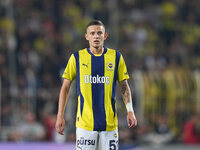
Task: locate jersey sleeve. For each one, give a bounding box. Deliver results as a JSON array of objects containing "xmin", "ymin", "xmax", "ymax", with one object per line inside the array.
[
  {"xmin": 62, "ymin": 54, "xmax": 77, "ymax": 81},
  {"xmin": 117, "ymin": 54, "xmax": 130, "ymax": 81}
]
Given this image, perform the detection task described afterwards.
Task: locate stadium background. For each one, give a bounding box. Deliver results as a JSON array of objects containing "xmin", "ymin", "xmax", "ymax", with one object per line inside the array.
[{"xmin": 0, "ymin": 0, "xmax": 200, "ymax": 149}]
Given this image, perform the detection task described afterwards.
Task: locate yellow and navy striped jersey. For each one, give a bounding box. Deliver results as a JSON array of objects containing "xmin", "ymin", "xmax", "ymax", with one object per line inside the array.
[{"xmin": 62, "ymin": 48, "xmax": 129, "ymax": 131}]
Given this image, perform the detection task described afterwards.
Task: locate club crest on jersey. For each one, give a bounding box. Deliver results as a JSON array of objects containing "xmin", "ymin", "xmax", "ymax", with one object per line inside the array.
[{"xmin": 107, "ymin": 63, "xmax": 114, "ymax": 69}]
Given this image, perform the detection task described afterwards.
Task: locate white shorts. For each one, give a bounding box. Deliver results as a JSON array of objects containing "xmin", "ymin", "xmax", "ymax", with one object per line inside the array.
[{"xmin": 76, "ymin": 127, "xmax": 119, "ymax": 150}]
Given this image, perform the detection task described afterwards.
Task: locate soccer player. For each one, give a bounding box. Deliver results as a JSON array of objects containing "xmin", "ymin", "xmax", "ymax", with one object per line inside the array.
[{"xmin": 55, "ymin": 20, "xmax": 137, "ymax": 150}]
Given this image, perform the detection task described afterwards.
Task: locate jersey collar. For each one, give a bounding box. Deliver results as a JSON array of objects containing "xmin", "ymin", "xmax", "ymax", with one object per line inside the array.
[{"xmin": 87, "ymin": 47, "xmax": 107, "ymax": 56}]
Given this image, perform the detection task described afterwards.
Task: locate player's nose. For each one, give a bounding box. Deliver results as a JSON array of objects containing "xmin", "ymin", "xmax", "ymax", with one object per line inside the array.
[{"xmin": 94, "ymin": 33, "xmax": 100, "ymax": 38}]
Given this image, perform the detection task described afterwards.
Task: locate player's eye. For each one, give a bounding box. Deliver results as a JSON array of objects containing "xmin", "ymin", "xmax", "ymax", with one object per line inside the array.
[
  {"xmin": 90, "ymin": 32, "xmax": 95, "ymax": 35},
  {"xmin": 97, "ymin": 31, "xmax": 103, "ymax": 35}
]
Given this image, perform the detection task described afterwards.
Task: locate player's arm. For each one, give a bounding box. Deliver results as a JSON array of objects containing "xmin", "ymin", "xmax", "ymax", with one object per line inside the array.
[
  {"xmin": 55, "ymin": 78, "xmax": 72, "ymax": 135},
  {"xmin": 119, "ymin": 79, "xmax": 137, "ymax": 128}
]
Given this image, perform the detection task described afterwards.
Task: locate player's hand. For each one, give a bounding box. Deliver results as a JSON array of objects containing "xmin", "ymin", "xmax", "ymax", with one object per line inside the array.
[
  {"xmin": 127, "ymin": 112, "xmax": 137, "ymax": 128},
  {"xmin": 55, "ymin": 116, "xmax": 65, "ymax": 135}
]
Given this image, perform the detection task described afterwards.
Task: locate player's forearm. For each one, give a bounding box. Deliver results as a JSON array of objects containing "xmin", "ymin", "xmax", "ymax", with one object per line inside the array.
[
  {"xmin": 120, "ymin": 80, "xmax": 132, "ymax": 104},
  {"xmin": 57, "ymin": 81, "xmax": 71, "ymax": 118},
  {"xmin": 119, "ymin": 80, "xmax": 134, "ymax": 112}
]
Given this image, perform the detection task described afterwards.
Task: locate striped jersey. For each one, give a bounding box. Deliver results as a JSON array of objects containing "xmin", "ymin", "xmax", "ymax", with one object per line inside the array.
[{"xmin": 62, "ymin": 47, "xmax": 129, "ymax": 131}]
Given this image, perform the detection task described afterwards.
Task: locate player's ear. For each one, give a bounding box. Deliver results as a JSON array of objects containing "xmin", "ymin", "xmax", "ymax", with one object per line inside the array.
[
  {"xmin": 85, "ymin": 33, "xmax": 89, "ymax": 40},
  {"xmin": 104, "ymin": 32, "xmax": 108, "ymax": 40}
]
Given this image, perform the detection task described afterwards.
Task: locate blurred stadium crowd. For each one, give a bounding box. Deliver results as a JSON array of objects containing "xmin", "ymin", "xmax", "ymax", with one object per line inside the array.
[{"xmin": 0, "ymin": 0, "xmax": 200, "ymax": 146}]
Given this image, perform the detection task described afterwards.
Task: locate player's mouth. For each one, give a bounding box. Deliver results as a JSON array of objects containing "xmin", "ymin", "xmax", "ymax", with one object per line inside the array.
[{"xmin": 94, "ymin": 40, "xmax": 100, "ymax": 44}]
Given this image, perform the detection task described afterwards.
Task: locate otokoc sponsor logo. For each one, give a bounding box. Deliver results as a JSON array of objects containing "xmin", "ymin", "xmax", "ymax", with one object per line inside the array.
[{"xmin": 84, "ymin": 75, "xmax": 110, "ymax": 84}]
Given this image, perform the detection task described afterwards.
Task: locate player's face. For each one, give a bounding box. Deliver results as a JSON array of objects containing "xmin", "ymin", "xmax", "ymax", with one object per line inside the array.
[{"xmin": 85, "ymin": 25, "xmax": 108, "ymax": 49}]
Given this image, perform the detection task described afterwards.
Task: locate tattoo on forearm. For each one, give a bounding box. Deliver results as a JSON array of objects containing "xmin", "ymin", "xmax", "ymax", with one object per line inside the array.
[
  {"xmin": 120, "ymin": 81, "xmax": 131, "ymax": 104},
  {"xmin": 121, "ymin": 83, "xmax": 126, "ymax": 95}
]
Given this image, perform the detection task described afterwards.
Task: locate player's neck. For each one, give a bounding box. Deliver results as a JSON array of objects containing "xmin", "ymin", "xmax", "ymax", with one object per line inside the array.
[{"xmin": 90, "ymin": 46, "xmax": 104, "ymax": 55}]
